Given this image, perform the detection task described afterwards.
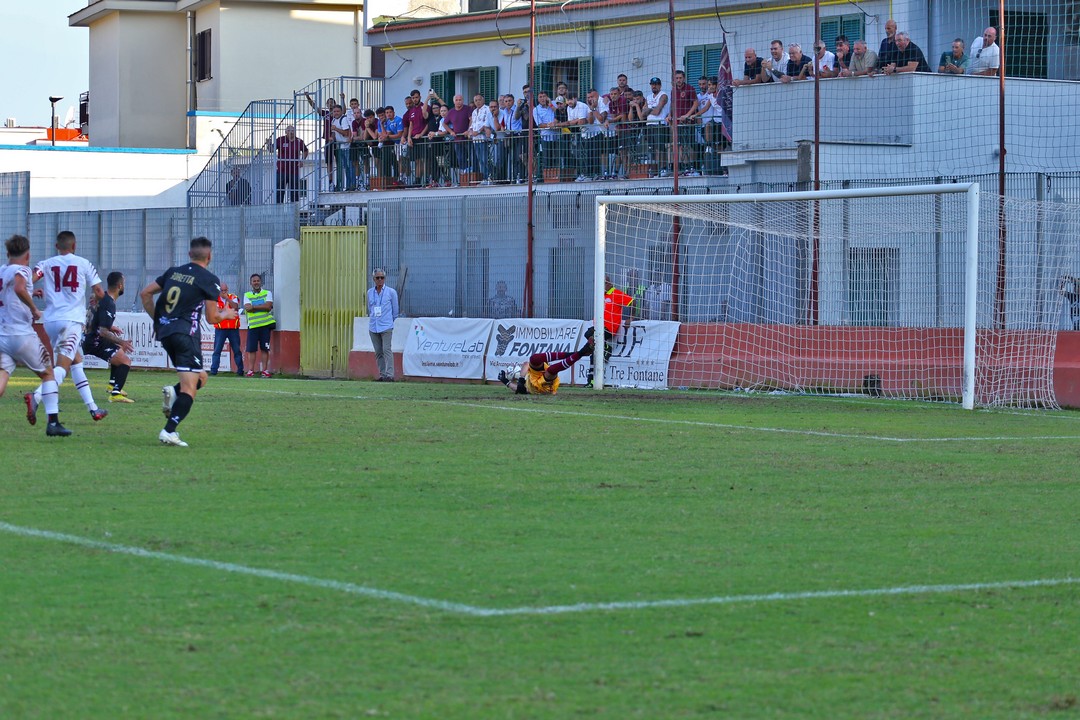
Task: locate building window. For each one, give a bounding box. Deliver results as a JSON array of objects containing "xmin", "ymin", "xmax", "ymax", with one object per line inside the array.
[
  {"xmin": 431, "ymin": 66, "xmax": 499, "ymax": 105},
  {"xmin": 195, "ymin": 29, "xmax": 212, "ymax": 82},
  {"xmin": 848, "ymin": 247, "xmax": 899, "ymax": 326},
  {"xmin": 530, "ymin": 57, "xmax": 593, "ymax": 98},
  {"xmin": 468, "ymin": 0, "xmax": 498, "ymax": 11},
  {"xmin": 684, "ymin": 44, "xmax": 724, "ymax": 81},
  {"xmin": 819, "ymin": 14, "xmax": 864, "ymax": 52}
]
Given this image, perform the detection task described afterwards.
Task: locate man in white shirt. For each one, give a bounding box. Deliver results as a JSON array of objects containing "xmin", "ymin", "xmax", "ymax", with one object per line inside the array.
[
  {"xmin": 467, "ymin": 93, "xmax": 495, "ymax": 183},
  {"xmin": 0, "ymin": 234, "xmax": 71, "ymax": 436},
  {"xmin": 967, "ymin": 27, "xmax": 1000, "ymax": 76},
  {"xmin": 759, "ymin": 40, "xmax": 789, "ymax": 83},
  {"xmin": 27, "ymin": 230, "xmax": 108, "ymax": 424},
  {"xmin": 563, "ymin": 93, "xmax": 591, "ymax": 181},
  {"xmin": 644, "ymin": 77, "xmax": 670, "ymax": 175},
  {"xmin": 808, "ymin": 41, "xmax": 837, "ymax": 78}
]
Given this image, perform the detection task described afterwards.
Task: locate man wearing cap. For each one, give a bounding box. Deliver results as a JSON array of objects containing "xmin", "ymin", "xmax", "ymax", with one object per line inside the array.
[{"xmin": 644, "ymin": 76, "xmax": 670, "ymax": 176}]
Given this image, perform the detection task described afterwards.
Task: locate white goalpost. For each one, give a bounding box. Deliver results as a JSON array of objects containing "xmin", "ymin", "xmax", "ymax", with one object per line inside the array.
[{"xmin": 595, "ymin": 183, "xmax": 1073, "ymax": 409}]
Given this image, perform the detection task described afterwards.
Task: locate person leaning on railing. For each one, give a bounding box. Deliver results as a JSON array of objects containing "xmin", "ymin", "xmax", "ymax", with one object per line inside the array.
[{"xmin": 305, "ymin": 92, "xmax": 338, "ymax": 190}]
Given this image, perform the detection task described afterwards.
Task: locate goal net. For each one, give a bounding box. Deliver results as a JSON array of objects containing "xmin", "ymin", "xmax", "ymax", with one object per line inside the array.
[{"xmin": 595, "ymin": 184, "xmax": 1077, "ymax": 409}]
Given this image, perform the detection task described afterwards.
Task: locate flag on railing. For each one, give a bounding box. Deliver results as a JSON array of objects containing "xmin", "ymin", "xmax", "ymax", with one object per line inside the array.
[{"xmin": 718, "ymin": 39, "xmax": 733, "ymax": 143}]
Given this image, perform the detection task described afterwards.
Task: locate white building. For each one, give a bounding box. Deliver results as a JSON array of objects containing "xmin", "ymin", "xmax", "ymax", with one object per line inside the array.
[{"xmin": 69, "ymin": 0, "xmax": 369, "ymax": 149}]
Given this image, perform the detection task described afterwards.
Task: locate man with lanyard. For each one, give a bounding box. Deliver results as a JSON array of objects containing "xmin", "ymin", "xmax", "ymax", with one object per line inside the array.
[
  {"xmin": 210, "ymin": 280, "xmax": 243, "ymax": 376},
  {"xmin": 140, "ymin": 236, "xmax": 237, "ymax": 447},
  {"xmin": 243, "ymin": 273, "xmax": 275, "ymax": 377},
  {"xmin": 274, "ymin": 125, "xmax": 308, "ymax": 203},
  {"xmin": 82, "ymin": 271, "xmax": 135, "ymax": 403},
  {"xmin": 368, "ymin": 268, "xmax": 399, "ymax": 382}
]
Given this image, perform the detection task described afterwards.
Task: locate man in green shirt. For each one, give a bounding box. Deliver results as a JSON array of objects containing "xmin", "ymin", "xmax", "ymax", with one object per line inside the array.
[
  {"xmin": 938, "ymin": 38, "xmax": 968, "ymax": 75},
  {"xmin": 243, "ymin": 273, "xmax": 275, "ymax": 377}
]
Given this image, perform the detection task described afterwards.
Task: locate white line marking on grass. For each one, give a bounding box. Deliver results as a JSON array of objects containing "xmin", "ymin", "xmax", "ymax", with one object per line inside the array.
[
  {"xmin": 2, "ymin": 521, "xmax": 1076, "ymax": 617},
  {"xmin": 242, "ymin": 387, "xmax": 1080, "ymax": 443}
]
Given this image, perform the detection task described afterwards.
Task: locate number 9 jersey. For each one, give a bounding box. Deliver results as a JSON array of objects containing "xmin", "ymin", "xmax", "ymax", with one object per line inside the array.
[{"xmin": 153, "ymin": 262, "xmax": 221, "ymax": 342}]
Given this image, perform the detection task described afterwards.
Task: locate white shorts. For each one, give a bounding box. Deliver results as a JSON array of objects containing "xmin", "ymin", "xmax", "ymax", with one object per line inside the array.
[
  {"xmin": 44, "ymin": 320, "xmax": 84, "ymax": 361},
  {"xmin": 0, "ymin": 333, "xmax": 51, "ymax": 375}
]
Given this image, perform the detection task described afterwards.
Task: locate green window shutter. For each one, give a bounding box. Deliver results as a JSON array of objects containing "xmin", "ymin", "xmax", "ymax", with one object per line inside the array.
[
  {"xmin": 842, "ymin": 14, "xmax": 864, "ymax": 43},
  {"xmin": 684, "ymin": 45, "xmax": 705, "ymax": 82},
  {"xmin": 430, "ymin": 71, "xmax": 452, "ymax": 103},
  {"xmin": 576, "ymin": 56, "xmax": 594, "ymax": 95},
  {"xmin": 704, "ymin": 43, "xmax": 724, "ymax": 78},
  {"xmin": 820, "ymin": 17, "xmax": 841, "ymax": 52},
  {"xmin": 530, "ymin": 61, "xmax": 549, "ymax": 95},
  {"xmin": 479, "ymin": 66, "xmax": 499, "ymax": 103}
]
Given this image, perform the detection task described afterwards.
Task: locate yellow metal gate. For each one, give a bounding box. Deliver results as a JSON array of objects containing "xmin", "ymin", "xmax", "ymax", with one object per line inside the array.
[{"xmin": 299, "ymin": 226, "xmax": 367, "ymax": 377}]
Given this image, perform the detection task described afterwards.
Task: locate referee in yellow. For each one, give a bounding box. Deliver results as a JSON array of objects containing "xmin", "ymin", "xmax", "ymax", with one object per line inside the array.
[{"xmin": 243, "ymin": 273, "xmax": 275, "ymax": 377}]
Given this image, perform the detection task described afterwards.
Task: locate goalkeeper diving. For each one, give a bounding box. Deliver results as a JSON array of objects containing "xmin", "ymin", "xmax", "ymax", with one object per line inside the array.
[{"xmin": 498, "ymin": 327, "xmax": 595, "ymax": 395}]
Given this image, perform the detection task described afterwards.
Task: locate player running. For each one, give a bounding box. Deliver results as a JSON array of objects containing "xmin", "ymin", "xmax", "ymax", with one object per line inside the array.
[
  {"xmin": 27, "ymin": 230, "xmax": 108, "ymax": 423},
  {"xmin": 139, "ymin": 236, "xmax": 237, "ymax": 447},
  {"xmin": 498, "ymin": 328, "xmax": 595, "ymax": 395},
  {"xmin": 82, "ymin": 271, "xmax": 135, "ymax": 403},
  {"xmin": 0, "ymin": 235, "xmax": 71, "ymax": 436}
]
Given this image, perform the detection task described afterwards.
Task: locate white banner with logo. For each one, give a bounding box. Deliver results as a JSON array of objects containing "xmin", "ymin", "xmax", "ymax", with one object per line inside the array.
[
  {"xmin": 403, "ymin": 317, "xmax": 492, "ymax": 379},
  {"xmin": 580, "ymin": 320, "xmax": 680, "ymax": 389},
  {"xmin": 484, "ymin": 318, "xmax": 586, "ymax": 384},
  {"xmin": 80, "ymin": 312, "xmax": 217, "ymax": 371}
]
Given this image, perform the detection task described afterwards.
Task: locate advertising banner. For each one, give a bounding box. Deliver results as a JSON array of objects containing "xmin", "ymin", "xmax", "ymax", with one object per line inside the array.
[
  {"xmin": 403, "ymin": 317, "xmax": 492, "ymax": 379},
  {"xmin": 579, "ymin": 320, "xmax": 680, "ymax": 389},
  {"xmin": 484, "ymin": 318, "xmax": 586, "ymax": 385},
  {"xmin": 80, "ymin": 312, "xmax": 217, "ymax": 371}
]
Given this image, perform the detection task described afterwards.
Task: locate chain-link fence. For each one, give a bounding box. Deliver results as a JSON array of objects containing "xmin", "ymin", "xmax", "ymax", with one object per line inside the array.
[{"xmin": 0, "ymin": 172, "xmax": 30, "ymax": 240}]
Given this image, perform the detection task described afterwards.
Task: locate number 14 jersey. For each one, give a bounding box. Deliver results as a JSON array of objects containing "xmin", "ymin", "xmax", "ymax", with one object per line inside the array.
[{"xmin": 35, "ymin": 254, "xmax": 102, "ymax": 324}]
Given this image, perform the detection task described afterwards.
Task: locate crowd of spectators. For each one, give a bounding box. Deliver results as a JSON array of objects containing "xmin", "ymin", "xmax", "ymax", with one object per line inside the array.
[{"xmin": 227, "ymin": 21, "xmax": 1000, "ymax": 200}]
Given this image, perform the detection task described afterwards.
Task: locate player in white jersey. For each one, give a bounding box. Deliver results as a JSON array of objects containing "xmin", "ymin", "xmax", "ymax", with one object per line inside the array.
[
  {"xmin": 28, "ymin": 230, "xmax": 108, "ymax": 422},
  {"xmin": 0, "ymin": 235, "xmax": 71, "ymax": 436}
]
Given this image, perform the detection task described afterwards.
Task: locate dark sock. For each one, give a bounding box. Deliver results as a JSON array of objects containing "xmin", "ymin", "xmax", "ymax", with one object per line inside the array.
[
  {"xmin": 164, "ymin": 392, "xmax": 194, "ymax": 432},
  {"xmin": 111, "ymin": 364, "xmax": 130, "ymax": 392},
  {"xmin": 47, "ymin": 413, "xmax": 59, "ymax": 423}
]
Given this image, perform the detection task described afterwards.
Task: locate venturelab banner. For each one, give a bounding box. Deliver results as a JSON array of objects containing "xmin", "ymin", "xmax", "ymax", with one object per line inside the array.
[{"xmin": 403, "ymin": 317, "xmax": 492, "ymax": 379}]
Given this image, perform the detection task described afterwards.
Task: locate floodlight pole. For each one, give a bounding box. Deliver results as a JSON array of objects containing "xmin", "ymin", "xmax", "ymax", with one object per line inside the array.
[{"xmin": 49, "ymin": 96, "xmax": 63, "ymax": 146}]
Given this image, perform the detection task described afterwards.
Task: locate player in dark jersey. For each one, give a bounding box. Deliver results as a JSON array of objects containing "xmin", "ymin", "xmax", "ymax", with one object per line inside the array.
[
  {"xmin": 83, "ymin": 271, "xmax": 135, "ymax": 403},
  {"xmin": 139, "ymin": 237, "xmax": 238, "ymax": 447}
]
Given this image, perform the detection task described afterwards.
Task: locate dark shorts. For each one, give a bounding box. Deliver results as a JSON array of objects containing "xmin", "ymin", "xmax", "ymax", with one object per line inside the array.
[
  {"xmin": 82, "ymin": 336, "xmax": 120, "ymax": 363},
  {"xmin": 161, "ymin": 333, "xmax": 203, "ymax": 373},
  {"xmin": 246, "ymin": 323, "xmax": 275, "ymax": 353}
]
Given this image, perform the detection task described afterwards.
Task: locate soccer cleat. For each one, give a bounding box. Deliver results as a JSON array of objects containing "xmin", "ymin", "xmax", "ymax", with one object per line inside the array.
[
  {"xmin": 244, "ymin": 370, "xmax": 255, "ymax": 377},
  {"xmin": 162, "ymin": 385, "xmax": 177, "ymax": 417},
  {"xmin": 498, "ymin": 370, "xmax": 511, "ymax": 387},
  {"xmin": 106, "ymin": 386, "xmax": 128, "ymax": 397},
  {"xmin": 158, "ymin": 429, "xmax": 188, "ymax": 447},
  {"xmin": 24, "ymin": 392, "xmax": 37, "ymax": 426},
  {"xmin": 109, "ymin": 392, "xmax": 135, "ymax": 404},
  {"xmin": 46, "ymin": 421, "xmax": 72, "ymax": 437},
  {"xmin": 90, "ymin": 408, "xmax": 108, "ymax": 422},
  {"xmin": 260, "ymin": 370, "xmax": 272, "ymax": 378}
]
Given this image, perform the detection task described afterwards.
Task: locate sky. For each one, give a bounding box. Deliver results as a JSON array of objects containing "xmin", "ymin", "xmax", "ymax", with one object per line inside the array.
[{"xmin": 0, "ymin": 0, "xmax": 90, "ymax": 128}]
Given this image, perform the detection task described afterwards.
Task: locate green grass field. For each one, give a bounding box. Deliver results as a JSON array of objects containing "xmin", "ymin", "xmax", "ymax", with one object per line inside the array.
[{"xmin": 2, "ymin": 369, "xmax": 1078, "ymax": 719}]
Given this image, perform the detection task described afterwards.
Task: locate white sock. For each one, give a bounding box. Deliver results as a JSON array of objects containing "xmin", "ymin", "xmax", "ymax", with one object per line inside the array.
[
  {"xmin": 40, "ymin": 379, "xmax": 60, "ymax": 416},
  {"xmin": 33, "ymin": 365, "xmax": 67, "ymax": 410},
  {"xmin": 69, "ymin": 363, "xmax": 98, "ymax": 411}
]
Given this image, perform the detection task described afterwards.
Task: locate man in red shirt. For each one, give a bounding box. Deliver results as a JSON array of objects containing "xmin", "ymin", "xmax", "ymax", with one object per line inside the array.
[
  {"xmin": 210, "ymin": 281, "xmax": 244, "ymax": 376},
  {"xmin": 274, "ymin": 125, "xmax": 309, "ymax": 203},
  {"xmin": 670, "ymin": 70, "xmax": 700, "ymax": 174}
]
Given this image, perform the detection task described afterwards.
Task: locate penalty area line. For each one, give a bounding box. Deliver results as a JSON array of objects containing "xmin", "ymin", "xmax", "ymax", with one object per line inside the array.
[{"xmin": 1, "ymin": 521, "xmax": 1075, "ymax": 618}]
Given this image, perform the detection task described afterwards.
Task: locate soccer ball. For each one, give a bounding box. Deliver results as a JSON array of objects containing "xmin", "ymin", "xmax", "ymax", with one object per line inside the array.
[{"xmin": 503, "ymin": 366, "xmax": 522, "ymax": 382}]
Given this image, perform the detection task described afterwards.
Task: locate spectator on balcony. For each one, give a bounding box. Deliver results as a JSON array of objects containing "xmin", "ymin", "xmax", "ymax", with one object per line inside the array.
[
  {"xmin": 273, "ymin": 125, "xmax": 309, "ymax": 203},
  {"xmin": 514, "ymin": 84, "xmax": 534, "ymax": 133},
  {"xmin": 489, "ymin": 280, "xmax": 519, "ymax": 319},
  {"xmin": 403, "ymin": 89, "xmax": 429, "ymax": 186},
  {"xmin": 225, "ymin": 165, "xmax": 251, "ymax": 206},
  {"xmin": 878, "ymin": 18, "xmax": 898, "ymax": 68},
  {"xmin": 850, "ymin": 39, "xmax": 878, "ymax": 76},
  {"xmin": 829, "ymin": 36, "xmax": 853, "ymax": 77},
  {"xmin": 882, "ymin": 32, "xmax": 930, "ymax": 74},
  {"xmin": 329, "ymin": 104, "xmax": 354, "ymax": 191},
  {"xmin": 564, "ymin": 93, "xmax": 590, "ymax": 181},
  {"xmin": 467, "ymin": 93, "xmax": 495, "ymax": 184},
  {"xmin": 342, "ymin": 95, "xmax": 362, "ymax": 126},
  {"xmin": 305, "ymin": 93, "xmax": 338, "ymax": 189},
  {"xmin": 938, "ymin": 38, "xmax": 969, "ymax": 74},
  {"xmin": 378, "ymin": 105, "xmax": 404, "ymax": 184},
  {"xmin": 644, "ymin": 77, "xmax": 670, "ymax": 175},
  {"xmin": 735, "ymin": 49, "xmax": 764, "ymax": 86},
  {"xmin": 532, "ymin": 91, "xmax": 558, "ymax": 180},
  {"xmin": 698, "ymin": 77, "xmax": 726, "ymax": 160},
  {"xmin": 616, "ymin": 73, "xmax": 634, "ymax": 97},
  {"xmin": 581, "ymin": 89, "xmax": 607, "ymax": 180},
  {"xmin": 781, "ymin": 44, "xmax": 812, "ymax": 82},
  {"xmin": 605, "ymin": 86, "xmax": 630, "ymax": 179},
  {"xmin": 495, "ymin": 95, "xmax": 514, "ymax": 183},
  {"xmin": 967, "ymin": 27, "xmax": 1000, "ymax": 76},
  {"xmin": 669, "ymin": 70, "xmax": 699, "ymax": 174},
  {"xmin": 807, "ymin": 41, "xmax": 837, "ymax": 78},
  {"xmin": 357, "ymin": 110, "xmax": 378, "ymax": 189},
  {"xmin": 445, "ymin": 94, "xmax": 473, "ymax": 184},
  {"xmin": 428, "ymin": 103, "xmax": 453, "ymax": 186},
  {"xmin": 760, "ymin": 40, "xmax": 788, "ymax": 83}
]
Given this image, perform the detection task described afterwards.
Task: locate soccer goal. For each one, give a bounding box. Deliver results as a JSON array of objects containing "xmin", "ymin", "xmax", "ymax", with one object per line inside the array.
[{"xmin": 595, "ymin": 184, "xmax": 1076, "ymax": 409}]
